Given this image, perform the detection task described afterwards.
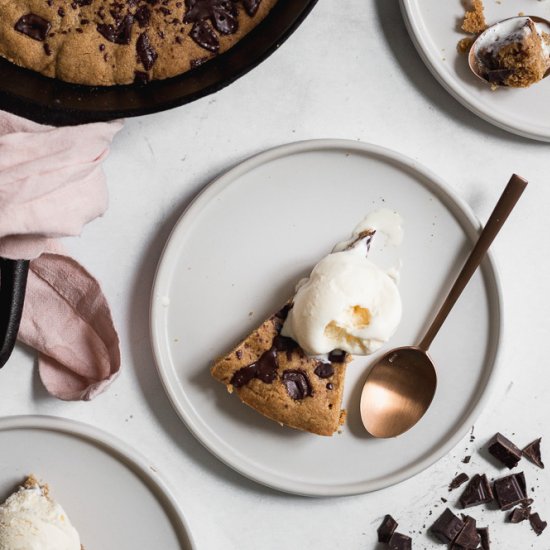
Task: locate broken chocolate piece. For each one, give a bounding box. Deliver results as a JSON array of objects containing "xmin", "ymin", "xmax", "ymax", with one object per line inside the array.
[
  {"xmin": 508, "ymin": 506, "xmax": 531, "ymax": 523},
  {"xmin": 15, "ymin": 14, "xmax": 51, "ymax": 41},
  {"xmin": 377, "ymin": 514, "xmax": 398, "ymax": 543},
  {"xmin": 136, "ymin": 32, "xmax": 157, "ymax": 70},
  {"xmin": 282, "ymin": 370, "xmax": 312, "ymax": 400},
  {"xmin": 462, "ymin": 455, "xmax": 471, "ymax": 464},
  {"xmin": 477, "ymin": 527, "xmax": 490, "ymax": 550},
  {"xmin": 314, "ymin": 362, "xmax": 334, "ymax": 379},
  {"xmin": 449, "ymin": 472, "xmax": 469, "ymax": 491},
  {"xmin": 493, "ymin": 472, "xmax": 528, "ymax": 511},
  {"xmin": 388, "ymin": 532, "xmax": 411, "ymax": 550},
  {"xmin": 454, "ymin": 515, "xmax": 480, "ymax": 549},
  {"xmin": 328, "ymin": 349, "xmax": 346, "ymax": 363},
  {"xmin": 529, "ymin": 512, "xmax": 547, "ymax": 536},
  {"xmin": 487, "ymin": 433, "xmax": 522, "ymax": 469},
  {"xmin": 190, "ymin": 20, "xmax": 219, "ymax": 52},
  {"xmin": 97, "ymin": 14, "xmax": 134, "ymax": 45},
  {"xmin": 522, "ymin": 438, "xmax": 544, "ymax": 469},
  {"xmin": 459, "ymin": 474, "xmax": 494, "ymax": 508},
  {"xmin": 430, "ymin": 508, "xmax": 464, "ymax": 544}
]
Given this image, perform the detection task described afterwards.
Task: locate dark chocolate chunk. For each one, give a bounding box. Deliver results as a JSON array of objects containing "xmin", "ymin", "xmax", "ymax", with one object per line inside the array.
[
  {"xmin": 459, "ymin": 474, "xmax": 494, "ymax": 508},
  {"xmin": 314, "ymin": 362, "xmax": 334, "ymax": 379},
  {"xmin": 242, "ymin": 0, "xmax": 261, "ymax": 16},
  {"xmin": 326, "ymin": 383, "xmax": 333, "ymax": 390},
  {"xmin": 454, "ymin": 515, "xmax": 480, "ymax": 549},
  {"xmin": 136, "ymin": 32, "xmax": 157, "ymax": 70},
  {"xmin": 477, "ymin": 527, "xmax": 490, "ymax": 550},
  {"xmin": 230, "ymin": 347, "xmax": 278, "ymax": 388},
  {"xmin": 430, "ymin": 508, "xmax": 464, "ymax": 544},
  {"xmin": 282, "ymin": 370, "xmax": 312, "ymax": 400},
  {"xmin": 14, "ymin": 14, "xmax": 51, "ymax": 41},
  {"xmin": 377, "ymin": 514, "xmax": 398, "ymax": 543},
  {"xmin": 388, "ymin": 532, "xmax": 411, "ymax": 550},
  {"xmin": 522, "ymin": 438, "xmax": 544, "ymax": 469},
  {"xmin": 328, "ymin": 349, "xmax": 346, "ymax": 363},
  {"xmin": 529, "ymin": 512, "xmax": 547, "ymax": 536},
  {"xmin": 508, "ymin": 506, "xmax": 531, "ymax": 523},
  {"xmin": 462, "ymin": 455, "xmax": 471, "ymax": 464},
  {"xmin": 97, "ymin": 14, "xmax": 134, "ymax": 44},
  {"xmin": 274, "ymin": 303, "xmax": 292, "ymax": 321},
  {"xmin": 273, "ymin": 335, "xmax": 299, "ymax": 361},
  {"xmin": 493, "ymin": 472, "xmax": 528, "ymax": 511},
  {"xmin": 185, "ymin": 0, "xmax": 239, "ymax": 34},
  {"xmin": 189, "ymin": 20, "xmax": 219, "ymax": 52},
  {"xmin": 449, "ymin": 472, "xmax": 469, "ymax": 491},
  {"xmin": 135, "ymin": 5, "xmax": 151, "ymax": 27},
  {"xmin": 487, "ymin": 433, "xmax": 522, "ymax": 469}
]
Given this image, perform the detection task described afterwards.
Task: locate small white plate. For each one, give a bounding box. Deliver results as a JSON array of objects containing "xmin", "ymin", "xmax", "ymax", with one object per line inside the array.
[
  {"xmin": 151, "ymin": 140, "xmax": 502, "ymax": 496},
  {"xmin": 401, "ymin": 0, "xmax": 550, "ymax": 141},
  {"xmin": 0, "ymin": 415, "xmax": 195, "ymax": 550}
]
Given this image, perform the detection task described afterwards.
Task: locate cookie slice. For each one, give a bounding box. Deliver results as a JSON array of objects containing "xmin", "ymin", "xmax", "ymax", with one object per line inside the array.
[{"xmin": 211, "ymin": 306, "xmax": 351, "ymax": 436}]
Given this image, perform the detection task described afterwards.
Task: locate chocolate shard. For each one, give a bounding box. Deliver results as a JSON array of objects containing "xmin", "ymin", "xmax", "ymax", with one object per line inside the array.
[
  {"xmin": 314, "ymin": 362, "xmax": 334, "ymax": 379},
  {"xmin": 529, "ymin": 512, "xmax": 547, "ymax": 536},
  {"xmin": 242, "ymin": 0, "xmax": 261, "ymax": 16},
  {"xmin": 377, "ymin": 514, "xmax": 398, "ymax": 543},
  {"xmin": 449, "ymin": 472, "xmax": 469, "ymax": 491},
  {"xmin": 388, "ymin": 532, "xmax": 411, "ymax": 550},
  {"xmin": 190, "ymin": 20, "xmax": 219, "ymax": 52},
  {"xmin": 14, "ymin": 14, "xmax": 51, "ymax": 41},
  {"xmin": 453, "ymin": 515, "xmax": 480, "ymax": 549},
  {"xmin": 462, "ymin": 455, "xmax": 471, "ymax": 464},
  {"xmin": 477, "ymin": 527, "xmax": 490, "ymax": 550},
  {"xmin": 281, "ymin": 370, "xmax": 312, "ymax": 400},
  {"xmin": 136, "ymin": 32, "xmax": 157, "ymax": 70},
  {"xmin": 493, "ymin": 472, "xmax": 528, "ymax": 511},
  {"xmin": 487, "ymin": 433, "xmax": 522, "ymax": 469},
  {"xmin": 508, "ymin": 506, "xmax": 531, "ymax": 523},
  {"xmin": 430, "ymin": 508, "xmax": 464, "ymax": 544},
  {"xmin": 522, "ymin": 438, "xmax": 544, "ymax": 469},
  {"xmin": 459, "ymin": 474, "xmax": 494, "ymax": 508}
]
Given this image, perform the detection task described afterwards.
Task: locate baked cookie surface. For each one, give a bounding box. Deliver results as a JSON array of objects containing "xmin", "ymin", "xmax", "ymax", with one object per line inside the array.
[
  {"xmin": 211, "ymin": 307, "xmax": 351, "ymax": 436},
  {"xmin": 0, "ymin": 0, "xmax": 277, "ymax": 85}
]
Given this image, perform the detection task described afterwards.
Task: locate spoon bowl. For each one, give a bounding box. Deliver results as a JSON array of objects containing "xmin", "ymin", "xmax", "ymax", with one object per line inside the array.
[
  {"xmin": 468, "ymin": 16, "xmax": 550, "ymax": 86},
  {"xmin": 360, "ymin": 347, "xmax": 436, "ymax": 438}
]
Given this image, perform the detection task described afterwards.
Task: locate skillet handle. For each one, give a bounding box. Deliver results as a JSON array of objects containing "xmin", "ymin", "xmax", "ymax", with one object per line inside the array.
[{"xmin": 0, "ymin": 258, "xmax": 30, "ymax": 368}]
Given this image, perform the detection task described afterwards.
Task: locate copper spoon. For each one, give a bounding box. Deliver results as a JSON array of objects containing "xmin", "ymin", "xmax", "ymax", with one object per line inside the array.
[
  {"xmin": 468, "ymin": 16, "xmax": 550, "ymax": 86},
  {"xmin": 360, "ymin": 175, "xmax": 527, "ymax": 438}
]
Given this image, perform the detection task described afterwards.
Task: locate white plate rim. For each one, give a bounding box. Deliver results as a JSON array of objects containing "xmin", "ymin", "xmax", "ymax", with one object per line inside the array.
[
  {"xmin": 150, "ymin": 139, "xmax": 503, "ymax": 497},
  {"xmin": 399, "ymin": 0, "xmax": 550, "ymax": 142},
  {"xmin": 0, "ymin": 414, "xmax": 196, "ymax": 549}
]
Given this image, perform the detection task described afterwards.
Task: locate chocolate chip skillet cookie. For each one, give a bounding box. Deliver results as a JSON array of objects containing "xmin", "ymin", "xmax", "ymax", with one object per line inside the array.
[{"xmin": 0, "ymin": 0, "xmax": 277, "ymax": 85}]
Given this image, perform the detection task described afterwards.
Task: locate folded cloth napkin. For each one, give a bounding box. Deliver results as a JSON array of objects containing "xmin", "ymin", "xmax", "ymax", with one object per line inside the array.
[{"xmin": 0, "ymin": 111, "xmax": 123, "ymax": 400}]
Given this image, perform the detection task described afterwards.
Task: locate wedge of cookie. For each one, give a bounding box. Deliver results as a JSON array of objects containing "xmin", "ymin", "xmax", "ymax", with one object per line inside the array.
[{"xmin": 211, "ymin": 306, "xmax": 351, "ymax": 436}]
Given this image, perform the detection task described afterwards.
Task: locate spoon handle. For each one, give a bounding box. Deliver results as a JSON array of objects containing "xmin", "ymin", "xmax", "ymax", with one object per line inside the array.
[{"xmin": 418, "ymin": 174, "xmax": 527, "ymax": 352}]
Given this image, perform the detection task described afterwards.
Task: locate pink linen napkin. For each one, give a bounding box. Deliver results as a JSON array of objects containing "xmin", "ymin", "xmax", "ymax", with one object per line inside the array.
[{"xmin": 0, "ymin": 111, "xmax": 123, "ymax": 400}]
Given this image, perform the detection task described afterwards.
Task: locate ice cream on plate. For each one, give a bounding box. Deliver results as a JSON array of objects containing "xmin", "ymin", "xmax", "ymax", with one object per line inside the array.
[
  {"xmin": 0, "ymin": 476, "xmax": 81, "ymax": 550},
  {"xmin": 281, "ymin": 209, "xmax": 402, "ymax": 356},
  {"xmin": 211, "ymin": 208, "xmax": 403, "ymax": 436}
]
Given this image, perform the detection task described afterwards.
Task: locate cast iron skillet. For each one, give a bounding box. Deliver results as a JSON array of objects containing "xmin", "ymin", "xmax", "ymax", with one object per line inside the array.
[
  {"xmin": 0, "ymin": 0, "xmax": 317, "ymax": 125},
  {"xmin": 0, "ymin": 0, "xmax": 318, "ymax": 367}
]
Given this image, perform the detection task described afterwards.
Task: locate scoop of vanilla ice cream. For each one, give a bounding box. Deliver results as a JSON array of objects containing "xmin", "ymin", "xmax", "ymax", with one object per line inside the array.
[
  {"xmin": 281, "ymin": 209, "xmax": 402, "ymax": 356},
  {"xmin": 0, "ymin": 480, "xmax": 81, "ymax": 550}
]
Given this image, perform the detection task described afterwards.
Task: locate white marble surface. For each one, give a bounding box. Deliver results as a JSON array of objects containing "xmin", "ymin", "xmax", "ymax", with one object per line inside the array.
[{"xmin": 1, "ymin": 0, "xmax": 549, "ymax": 548}]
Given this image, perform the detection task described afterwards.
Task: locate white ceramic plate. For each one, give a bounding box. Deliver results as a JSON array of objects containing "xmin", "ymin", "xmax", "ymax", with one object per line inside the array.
[
  {"xmin": 0, "ymin": 415, "xmax": 195, "ymax": 550},
  {"xmin": 400, "ymin": 0, "xmax": 550, "ymax": 141},
  {"xmin": 151, "ymin": 140, "xmax": 502, "ymax": 496}
]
